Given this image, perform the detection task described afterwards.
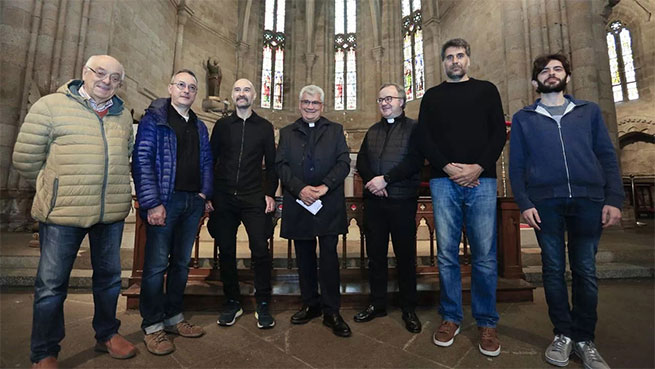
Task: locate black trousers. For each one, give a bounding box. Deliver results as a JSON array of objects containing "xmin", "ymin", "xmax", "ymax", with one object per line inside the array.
[
  {"xmin": 208, "ymin": 192, "xmax": 272, "ymax": 303},
  {"xmin": 294, "ymin": 235, "xmax": 340, "ymax": 314},
  {"xmin": 364, "ymin": 197, "xmax": 418, "ymax": 311}
]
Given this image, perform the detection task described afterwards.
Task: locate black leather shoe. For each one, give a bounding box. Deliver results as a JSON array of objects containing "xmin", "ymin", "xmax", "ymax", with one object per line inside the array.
[
  {"xmin": 322, "ymin": 313, "xmax": 352, "ymax": 337},
  {"xmin": 402, "ymin": 311, "xmax": 422, "ymax": 333},
  {"xmin": 353, "ymin": 305, "xmax": 387, "ymax": 323},
  {"xmin": 290, "ymin": 305, "xmax": 321, "ymax": 325}
]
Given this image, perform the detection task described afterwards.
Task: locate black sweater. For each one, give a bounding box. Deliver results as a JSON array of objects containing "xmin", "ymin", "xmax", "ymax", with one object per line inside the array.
[
  {"xmin": 417, "ymin": 78, "xmax": 506, "ymax": 178},
  {"xmin": 210, "ymin": 111, "xmax": 278, "ymax": 197}
]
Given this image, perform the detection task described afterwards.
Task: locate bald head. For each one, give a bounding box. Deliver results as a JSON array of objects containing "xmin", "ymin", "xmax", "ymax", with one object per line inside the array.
[
  {"xmin": 82, "ymin": 55, "xmax": 125, "ymax": 104},
  {"xmin": 232, "ymin": 78, "xmax": 256, "ymax": 112}
]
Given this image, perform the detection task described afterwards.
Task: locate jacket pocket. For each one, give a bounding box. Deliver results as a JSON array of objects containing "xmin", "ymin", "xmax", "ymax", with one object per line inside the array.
[{"xmin": 46, "ymin": 177, "xmax": 59, "ymax": 220}]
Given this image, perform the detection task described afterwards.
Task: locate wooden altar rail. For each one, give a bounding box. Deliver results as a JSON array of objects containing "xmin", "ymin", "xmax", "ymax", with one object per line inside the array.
[{"xmin": 127, "ymin": 196, "xmax": 526, "ymax": 292}]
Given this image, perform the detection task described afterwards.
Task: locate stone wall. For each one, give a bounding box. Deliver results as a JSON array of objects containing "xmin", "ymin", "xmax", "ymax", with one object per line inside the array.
[
  {"xmin": 610, "ymin": 0, "xmax": 655, "ymax": 177},
  {"xmin": 1, "ymin": 0, "xmax": 647, "ymax": 229}
]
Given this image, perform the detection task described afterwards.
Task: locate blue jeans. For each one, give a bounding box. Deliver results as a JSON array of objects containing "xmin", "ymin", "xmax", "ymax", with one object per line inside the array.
[
  {"xmin": 534, "ymin": 197, "xmax": 603, "ymax": 342},
  {"xmin": 430, "ymin": 177, "xmax": 499, "ymax": 327},
  {"xmin": 31, "ymin": 221, "xmax": 124, "ymax": 363},
  {"xmin": 140, "ymin": 191, "xmax": 204, "ymax": 333}
]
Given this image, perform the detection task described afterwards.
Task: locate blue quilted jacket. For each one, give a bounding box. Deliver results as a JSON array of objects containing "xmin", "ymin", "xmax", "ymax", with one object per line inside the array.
[{"xmin": 132, "ymin": 98, "xmax": 213, "ymax": 214}]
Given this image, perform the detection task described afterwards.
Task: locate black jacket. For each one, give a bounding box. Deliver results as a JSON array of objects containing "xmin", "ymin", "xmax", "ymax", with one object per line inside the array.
[
  {"xmin": 210, "ymin": 111, "xmax": 278, "ymax": 197},
  {"xmin": 276, "ymin": 117, "xmax": 351, "ymax": 239},
  {"xmin": 356, "ymin": 114, "xmax": 421, "ymax": 199}
]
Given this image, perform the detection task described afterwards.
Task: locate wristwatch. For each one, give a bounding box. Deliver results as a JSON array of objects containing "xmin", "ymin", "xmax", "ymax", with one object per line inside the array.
[{"xmin": 383, "ymin": 174, "xmax": 391, "ymax": 183}]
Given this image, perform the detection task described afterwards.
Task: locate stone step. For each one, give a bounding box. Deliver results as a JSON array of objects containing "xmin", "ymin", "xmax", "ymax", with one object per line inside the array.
[
  {"xmin": 523, "ymin": 262, "xmax": 654, "ymax": 284},
  {"xmin": 0, "ymin": 269, "xmax": 132, "ymax": 288},
  {"xmin": 521, "ymin": 247, "xmax": 655, "ymax": 267}
]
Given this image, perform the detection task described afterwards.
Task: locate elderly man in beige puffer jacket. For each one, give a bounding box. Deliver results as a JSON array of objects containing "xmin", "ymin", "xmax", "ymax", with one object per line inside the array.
[{"xmin": 12, "ymin": 55, "xmax": 137, "ymax": 368}]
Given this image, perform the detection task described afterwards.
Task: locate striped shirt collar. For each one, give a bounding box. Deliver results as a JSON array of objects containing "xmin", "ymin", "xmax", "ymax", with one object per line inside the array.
[{"xmin": 79, "ymin": 85, "xmax": 114, "ymax": 112}]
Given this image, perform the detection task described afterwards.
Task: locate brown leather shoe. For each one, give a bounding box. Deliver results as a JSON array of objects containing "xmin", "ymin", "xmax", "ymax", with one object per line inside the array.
[
  {"xmin": 144, "ymin": 330, "xmax": 175, "ymax": 355},
  {"xmin": 432, "ymin": 321, "xmax": 460, "ymax": 347},
  {"xmin": 32, "ymin": 356, "xmax": 57, "ymax": 369},
  {"xmin": 164, "ymin": 320, "xmax": 205, "ymax": 338},
  {"xmin": 94, "ymin": 333, "xmax": 137, "ymax": 359},
  {"xmin": 478, "ymin": 326, "xmax": 501, "ymax": 357}
]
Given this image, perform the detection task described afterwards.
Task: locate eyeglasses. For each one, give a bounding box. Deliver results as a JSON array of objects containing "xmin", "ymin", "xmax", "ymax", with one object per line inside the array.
[
  {"xmin": 170, "ymin": 81, "xmax": 198, "ymax": 93},
  {"xmin": 301, "ymin": 100, "xmax": 322, "ymax": 107},
  {"xmin": 86, "ymin": 66, "xmax": 122, "ymax": 84},
  {"xmin": 376, "ymin": 96, "xmax": 403, "ymax": 104}
]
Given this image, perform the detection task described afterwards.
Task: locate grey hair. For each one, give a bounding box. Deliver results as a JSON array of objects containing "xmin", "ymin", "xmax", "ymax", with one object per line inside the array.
[
  {"xmin": 85, "ymin": 55, "xmax": 125, "ymax": 80},
  {"xmin": 298, "ymin": 85, "xmax": 325, "ymax": 103},
  {"xmin": 170, "ymin": 69, "xmax": 198, "ymax": 84},
  {"xmin": 440, "ymin": 38, "xmax": 471, "ymax": 61},
  {"xmin": 379, "ymin": 83, "xmax": 406, "ymax": 108}
]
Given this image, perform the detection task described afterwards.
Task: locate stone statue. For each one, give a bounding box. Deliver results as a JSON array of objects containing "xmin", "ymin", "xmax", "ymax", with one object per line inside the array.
[{"xmin": 206, "ymin": 58, "xmax": 222, "ymax": 97}]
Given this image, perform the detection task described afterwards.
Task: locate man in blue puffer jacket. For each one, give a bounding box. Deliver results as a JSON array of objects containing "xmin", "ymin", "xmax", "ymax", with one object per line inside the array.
[
  {"xmin": 132, "ymin": 69, "xmax": 213, "ymax": 356},
  {"xmin": 509, "ymin": 54, "xmax": 623, "ymax": 369}
]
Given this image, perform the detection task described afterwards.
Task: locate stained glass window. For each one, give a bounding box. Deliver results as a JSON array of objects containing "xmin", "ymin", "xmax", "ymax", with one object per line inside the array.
[
  {"xmin": 606, "ymin": 20, "xmax": 638, "ymax": 102},
  {"xmin": 261, "ymin": 0, "xmax": 286, "ymax": 109},
  {"xmin": 334, "ymin": 0, "xmax": 357, "ymax": 110},
  {"xmin": 402, "ymin": 0, "xmax": 425, "ymax": 101}
]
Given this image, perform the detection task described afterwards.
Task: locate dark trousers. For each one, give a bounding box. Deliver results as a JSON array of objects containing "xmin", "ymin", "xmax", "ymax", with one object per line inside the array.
[
  {"xmin": 364, "ymin": 197, "xmax": 418, "ymax": 311},
  {"xmin": 294, "ymin": 235, "xmax": 340, "ymax": 314},
  {"xmin": 534, "ymin": 198, "xmax": 603, "ymax": 342},
  {"xmin": 209, "ymin": 192, "xmax": 272, "ymax": 303}
]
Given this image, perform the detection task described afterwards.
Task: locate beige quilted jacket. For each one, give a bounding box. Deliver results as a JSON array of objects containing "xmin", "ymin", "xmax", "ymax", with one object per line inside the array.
[{"xmin": 12, "ymin": 80, "xmax": 134, "ymax": 228}]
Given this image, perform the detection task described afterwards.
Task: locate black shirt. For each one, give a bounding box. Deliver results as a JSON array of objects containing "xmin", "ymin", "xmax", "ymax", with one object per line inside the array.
[
  {"xmin": 168, "ymin": 103, "xmax": 201, "ymax": 192},
  {"xmin": 417, "ymin": 78, "xmax": 506, "ymax": 178}
]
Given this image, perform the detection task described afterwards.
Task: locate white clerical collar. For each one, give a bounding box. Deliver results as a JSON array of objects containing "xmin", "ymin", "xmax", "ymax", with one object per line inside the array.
[{"xmin": 386, "ymin": 118, "xmax": 395, "ymax": 123}]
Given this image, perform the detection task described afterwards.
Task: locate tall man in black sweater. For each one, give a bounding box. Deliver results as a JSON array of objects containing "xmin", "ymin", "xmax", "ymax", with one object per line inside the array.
[
  {"xmin": 208, "ymin": 78, "xmax": 278, "ymax": 329},
  {"xmin": 418, "ymin": 39, "xmax": 506, "ymax": 357},
  {"xmin": 354, "ymin": 83, "xmax": 422, "ymax": 333}
]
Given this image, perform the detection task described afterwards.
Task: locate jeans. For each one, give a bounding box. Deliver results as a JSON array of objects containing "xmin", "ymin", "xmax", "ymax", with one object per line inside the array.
[
  {"xmin": 534, "ymin": 197, "xmax": 603, "ymax": 342},
  {"xmin": 364, "ymin": 197, "xmax": 418, "ymax": 311},
  {"xmin": 31, "ymin": 221, "xmax": 124, "ymax": 363},
  {"xmin": 140, "ymin": 191, "xmax": 204, "ymax": 333},
  {"xmin": 294, "ymin": 235, "xmax": 341, "ymax": 314},
  {"xmin": 430, "ymin": 177, "xmax": 499, "ymax": 327},
  {"xmin": 208, "ymin": 192, "xmax": 272, "ymax": 303}
]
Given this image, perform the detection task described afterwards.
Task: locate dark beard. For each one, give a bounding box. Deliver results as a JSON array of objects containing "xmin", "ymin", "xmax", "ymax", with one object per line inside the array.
[
  {"xmin": 446, "ymin": 67, "xmax": 466, "ymax": 81},
  {"xmin": 536, "ymin": 78, "xmax": 567, "ymax": 93}
]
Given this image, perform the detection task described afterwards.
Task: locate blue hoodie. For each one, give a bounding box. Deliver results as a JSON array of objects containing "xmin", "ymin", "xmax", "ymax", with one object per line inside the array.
[{"xmin": 509, "ymin": 95, "xmax": 624, "ymax": 212}]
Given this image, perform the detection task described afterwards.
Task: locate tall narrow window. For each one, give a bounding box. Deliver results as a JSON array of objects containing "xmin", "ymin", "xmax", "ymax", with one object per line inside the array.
[
  {"xmin": 261, "ymin": 0, "xmax": 286, "ymax": 109},
  {"xmin": 606, "ymin": 20, "xmax": 638, "ymax": 103},
  {"xmin": 402, "ymin": 0, "xmax": 425, "ymax": 101},
  {"xmin": 334, "ymin": 0, "xmax": 357, "ymax": 110}
]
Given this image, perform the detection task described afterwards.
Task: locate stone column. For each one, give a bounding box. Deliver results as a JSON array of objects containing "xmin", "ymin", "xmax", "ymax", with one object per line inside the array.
[
  {"xmin": 34, "ymin": 0, "xmax": 59, "ymax": 96},
  {"xmin": 173, "ymin": 3, "xmax": 191, "ymax": 74},
  {"xmin": 303, "ymin": 0, "xmax": 316, "ymax": 83},
  {"xmin": 55, "ymin": 0, "xmax": 83, "ymax": 84},
  {"xmin": 502, "ymin": 0, "xmax": 530, "ymax": 115},
  {"xmin": 371, "ymin": 46, "xmax": 384, "ymax": 93}
]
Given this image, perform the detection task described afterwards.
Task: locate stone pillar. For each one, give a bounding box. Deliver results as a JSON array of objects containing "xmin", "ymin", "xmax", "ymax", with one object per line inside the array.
[
  {"xmin": 34, "ymin": 0, "xmax": 59, "ymax": 96},
  {"xmin": 371, "ymin": 46, "xmax": 384, "ymax": 93},
  {"xmin": 173, "ymin": 3, "xmax": 191, "ymax": 73},
  {"xmin": 56, "ymin": 0, "xmax": 83, "ymax": 83},
  {"xmin": 502, "ymin": 0, "xmax": 530, "ymax": 115},
  {"xmin": 83, "ymin": 0, "xmax": 112, "ymax": 57},
  {"xmin": 304, "ymin": 0, "xmax": 316, "ymax": 83}
]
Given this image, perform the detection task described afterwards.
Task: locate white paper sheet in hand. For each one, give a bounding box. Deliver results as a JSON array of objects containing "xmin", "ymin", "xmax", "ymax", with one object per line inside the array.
[{"xmin": 296, "ymin": 199, "xmax": 323, "ymax": 215}]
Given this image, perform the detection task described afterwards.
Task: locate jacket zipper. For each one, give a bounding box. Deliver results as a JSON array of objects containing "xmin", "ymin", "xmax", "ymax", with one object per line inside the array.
[
  {"xmin": 97, "ymin": 115, "xmax": 109, "ymax": 220},
  {"xmin": 555, "ymin": 120, "xmax": 573, "ymax": 197},
  {"xmin": 234, "ymin": 118, "xmax": 246, "ymax": 195},
  {"xmin": 535, "ymin": 105, "xmax": 573, "ymax": 198}
]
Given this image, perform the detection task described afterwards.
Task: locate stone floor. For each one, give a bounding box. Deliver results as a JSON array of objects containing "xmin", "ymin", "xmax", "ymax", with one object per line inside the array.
[{"xmin": 1, "ymin": 279, "xmax": 653, "ymax": 368}]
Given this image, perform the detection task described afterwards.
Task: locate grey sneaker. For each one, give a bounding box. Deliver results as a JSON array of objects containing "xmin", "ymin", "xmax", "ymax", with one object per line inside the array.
[
  {"xmin": 255, "ymin": 302, "xmax": 276, "ymax": 329},
  {"xmin": 217, "ymin": 299, "xmax": 243, "ymax": 326},
  {"xmin": 574, "ymin": 341, "xmax": 610, "ymax": 369},
  {"xmin": 545, "ymin": 334, "xmax": 573, "ymax": 367}
]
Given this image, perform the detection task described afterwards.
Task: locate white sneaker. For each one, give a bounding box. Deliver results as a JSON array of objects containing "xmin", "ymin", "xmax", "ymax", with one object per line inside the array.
[
  {"xmin": 574, "ymin": 341, "xmax": 610, "ymax": 369},
  {"xmin": 545, "ymin": 334, "xmax": 572, "ymax": 367}
]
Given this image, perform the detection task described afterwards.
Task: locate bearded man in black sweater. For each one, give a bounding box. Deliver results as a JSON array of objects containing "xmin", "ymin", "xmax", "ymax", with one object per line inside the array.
[{"xmin": 418, "ymin": 38, "xmax": 506, "ymax": 357}]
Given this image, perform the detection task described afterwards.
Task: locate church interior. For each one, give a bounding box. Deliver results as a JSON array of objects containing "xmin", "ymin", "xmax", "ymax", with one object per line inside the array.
[{"xmin": 0, "ymin": 0, "xmax": 653, "ymax": 367}]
